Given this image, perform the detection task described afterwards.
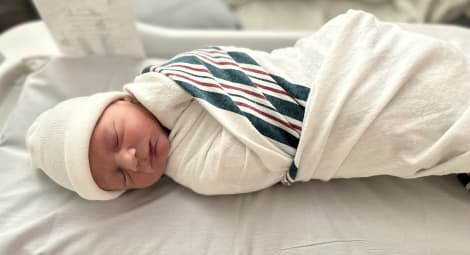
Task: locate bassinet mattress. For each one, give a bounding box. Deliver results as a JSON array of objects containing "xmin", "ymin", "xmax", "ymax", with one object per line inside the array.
[{"xmin": 1, "ymin": 23, "xmax": 470, "ymax": 254}]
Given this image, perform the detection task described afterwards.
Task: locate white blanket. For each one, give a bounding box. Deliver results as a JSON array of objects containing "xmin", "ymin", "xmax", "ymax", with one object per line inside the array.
[
  {"xmin": 125, "ymin": 10, "xmax": 470, "ymax": 194},
  {"xmin": 294, "ymin": 10, "xmax": 470, "ymax": 182}
]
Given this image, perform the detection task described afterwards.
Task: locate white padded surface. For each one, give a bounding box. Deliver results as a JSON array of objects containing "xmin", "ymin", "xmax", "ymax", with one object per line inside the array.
[{"xmin": 0, "ymin": 22, "xmax": 470, "ymax": 254}]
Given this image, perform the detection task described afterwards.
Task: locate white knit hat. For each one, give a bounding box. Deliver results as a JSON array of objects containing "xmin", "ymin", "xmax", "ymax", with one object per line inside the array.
[{"xmin": 26, "ymin": 91, "xmax": 128, "ymax": 200}]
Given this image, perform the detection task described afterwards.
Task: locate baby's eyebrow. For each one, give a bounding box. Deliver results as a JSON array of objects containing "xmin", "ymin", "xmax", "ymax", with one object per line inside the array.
[
  {"xmin": 103, "ymin": 121, "xmax": 117, "ymax": 151},
  {"xmin": 112, "ymin": 121, "xmax": 119, "ymax": 147}
]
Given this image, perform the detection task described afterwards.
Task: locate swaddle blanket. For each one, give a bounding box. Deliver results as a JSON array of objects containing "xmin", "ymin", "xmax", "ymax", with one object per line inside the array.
[
  {"xmin": 293, "ymin": 10, "xmax": 470, "ymax": 182},
  {"xmin": 125, "ymin": 10, "xmax": 470, "ymax": 194}
]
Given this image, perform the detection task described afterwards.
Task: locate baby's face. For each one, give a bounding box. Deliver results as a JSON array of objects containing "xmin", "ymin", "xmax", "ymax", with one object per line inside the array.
[{"xmin": 89, "ymin": 96, "xmax": 170, "ymax": 191}]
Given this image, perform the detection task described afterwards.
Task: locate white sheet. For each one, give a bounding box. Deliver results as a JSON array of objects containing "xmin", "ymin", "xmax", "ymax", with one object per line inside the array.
[{"xmin": 1, "ymin": 22, "xmax": 470, "ymax": 254}]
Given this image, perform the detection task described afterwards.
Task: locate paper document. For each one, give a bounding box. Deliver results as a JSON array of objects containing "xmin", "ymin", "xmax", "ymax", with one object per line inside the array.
[{"xmin": 33, "ymin": 0, "xmax": 145, "ymax": 57}]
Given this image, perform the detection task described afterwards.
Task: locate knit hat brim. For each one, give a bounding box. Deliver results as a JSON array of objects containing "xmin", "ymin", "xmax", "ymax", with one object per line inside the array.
[{"xmin": 27, "ymin": 91, "xmax": 128, "ymax": 200}]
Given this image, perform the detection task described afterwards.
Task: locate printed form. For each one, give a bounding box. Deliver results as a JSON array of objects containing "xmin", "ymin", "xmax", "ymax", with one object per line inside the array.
[{"xmin": 33, "ymin": 0, "xmax": 145, "ymax": 57}]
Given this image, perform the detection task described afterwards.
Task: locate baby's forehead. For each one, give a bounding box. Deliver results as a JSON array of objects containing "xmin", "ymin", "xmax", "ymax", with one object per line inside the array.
[{"xmin": 92, "ymin": 98, "xmax": 126, "ymax": 131}]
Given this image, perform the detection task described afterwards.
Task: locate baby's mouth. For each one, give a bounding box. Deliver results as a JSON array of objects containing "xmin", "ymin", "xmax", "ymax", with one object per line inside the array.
[
  {"xmin": 149, "ymin": 138, "xmax": 161, "ymax": 169},
  {"xmin": 148, "ymin": 141, "xmax": 154, "ymax": 168},
  {"xmin": 153, "ymin": 140, "xmax": 159, "ymax": 157}
]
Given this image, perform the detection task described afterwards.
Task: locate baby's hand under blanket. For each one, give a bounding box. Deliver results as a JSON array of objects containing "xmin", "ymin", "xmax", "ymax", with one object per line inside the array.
[{"xmin": 457, "ymin": 174, "xmax": 470, "ymax": 191}]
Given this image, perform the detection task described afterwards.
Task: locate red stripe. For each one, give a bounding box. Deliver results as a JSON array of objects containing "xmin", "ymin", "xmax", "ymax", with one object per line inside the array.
[
  {"xmin": 283, "ymin": 176, "xmax": 293, "ymax": 185},
  {"xmin": 166, "ymin": 62, "xmax": 289, "ymax": 97},
  {"xmin": 164, "ymin": 63, "xmax": 206, "ymax": 73},
  {"xmin": 235, "ymin": 101, "xmax": 301, "ymax": 131},
  {"xmin": 194, "ymin": 49, "xmax": 231, "ymax": 59},
  {"xmin": 194, "ymin": 53, "xmax": 239, "ymax": 68},
  {"xmin": 241, "ymin": 66, "xmax": 269, "ymax": 76},
  {"xmin": 163, "ymin": 71, "xmax": 266, "ymax": 99},
  {"xmin": 197, "ymin": 49, "xmax": 226, "ymax": 55},
  {"xmin": 165, "ymin": 73, "xmax": 220, "ymax": 89},
  {"xmin": 195, "ymin": 53, "xmax": 271, "ymax": 80},
  {"xmin": 254, "ymin": 82, "xmax": 289, "ymax": 95},
  {"xmin": 195, "ymin": 50, "xmax": 267, "ymax": 77},
  {"xmin": 194, "ymin": 49, "xmax": 269, "ymax": 77}
]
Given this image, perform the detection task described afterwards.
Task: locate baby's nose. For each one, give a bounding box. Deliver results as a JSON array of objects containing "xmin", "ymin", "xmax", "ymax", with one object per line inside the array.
[{"xmin": 116, "ymin": 147, "xmax": 138, "ymax": 172}]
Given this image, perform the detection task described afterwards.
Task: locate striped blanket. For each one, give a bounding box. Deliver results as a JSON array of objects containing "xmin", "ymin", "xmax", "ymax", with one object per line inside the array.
[
  {"xmin": 143, "ymin": 48, "xmax": 309, "ymax": 151},
  {"xmin": 124, "ymin": 10, "xmax": 470, "ymax": 194},
  {"xmin": 142, "ymin": 47, "xmax": 310, "ymax": 186}
]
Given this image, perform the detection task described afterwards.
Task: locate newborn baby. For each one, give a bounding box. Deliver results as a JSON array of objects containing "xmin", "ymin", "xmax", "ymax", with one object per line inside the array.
[{"xmin": 27, "ymin": 10, "xmax": 470, "ymax": 200}]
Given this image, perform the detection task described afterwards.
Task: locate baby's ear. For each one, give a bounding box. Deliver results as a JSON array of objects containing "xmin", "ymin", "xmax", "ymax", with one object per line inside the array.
[
  {"xmin": 122, "ymin": 95, "xmax": 135, "ymax": 103},
  {"xmin": 120, "ymin": 95, "xmax": 140, "ymax": 105},
  {"xmin": 123, "ymin": 95, "xmax": 142, "ymax": 106}
]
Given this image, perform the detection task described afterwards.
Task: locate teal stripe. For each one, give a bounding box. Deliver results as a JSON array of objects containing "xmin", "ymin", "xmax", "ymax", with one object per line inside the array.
[
  {"xmin": 141, "ymin": 65, "xmax": 153, "ymax": 74},
  {"xmin": 244, "ymin": 112, "xmax": 299, "ymax": 148},
  {"xmin": 271, "ymin": 75, "xmax": 310, "ymax": 101},
  {"xmin": 230, "ymin": 94, "xmax": 276, "ymax": 113},
  {"xmin": 175, "ymin": 80, "xmax": 239, "ymax": 112},
  {"xmin": 161, "ymin": 67, "xmax": 216, "ymax": 82},
  {"xmin": 227, "ymin": 51, "xmax": 259, "ymax": 65},
  {"xmin": 288, "ymin": 162, "xmax": 298, "ymax": 180},
  {"xmin": 265, "ymin": 95, "xmax": 304, "ymax": 122}
]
